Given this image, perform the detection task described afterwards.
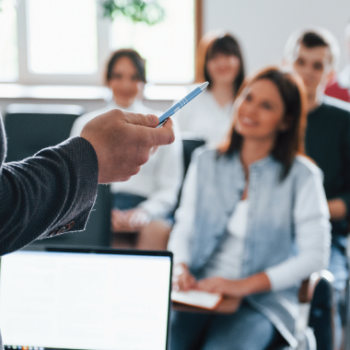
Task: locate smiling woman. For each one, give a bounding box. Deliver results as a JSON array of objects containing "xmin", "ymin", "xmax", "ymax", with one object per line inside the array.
[
  {"xmin": 105, "ymin": 49, "xmax": 146, "ymax": 107},
  {"xmin": 219, "ymin": 67, "xmax": 307, "ymax": 178},
  {"xmin": 70, "ymin": 48, "xmax": 184, "ymax": 252},
  {"xmin": 175, "ymin": 31, "xmax": 245, "ymax": 146},
  {"xmin": 168, "ymin": 67, "xmax": 330, "ymax": 350}
]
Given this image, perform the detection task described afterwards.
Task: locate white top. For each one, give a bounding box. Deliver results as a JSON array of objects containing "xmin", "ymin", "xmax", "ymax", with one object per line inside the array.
[
  {"xmin": 175, "ymin": 89, "xmax": 234, "ymax": 146},
  {"xmin": 70, "ymin": 100, "xmax": 184, "ymax": 219},
  {"xmin": 204, "ymin": 200, "xmax": 249, "ymax": 279},
  {"xmin": 168, "ymin": 160, "xmax": 328, "ymax": 292}
]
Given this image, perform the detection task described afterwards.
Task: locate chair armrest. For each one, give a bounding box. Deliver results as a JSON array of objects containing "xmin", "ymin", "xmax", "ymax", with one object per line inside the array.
[{"xmin": 299, "ymin": 270, "xmax": 334, "ymax": 304}]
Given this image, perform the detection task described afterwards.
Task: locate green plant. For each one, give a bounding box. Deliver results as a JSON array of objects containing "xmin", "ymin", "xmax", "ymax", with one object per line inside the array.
[{"xmin": 99, "ymin": 0, "xmax": 165, "ymax": 25}]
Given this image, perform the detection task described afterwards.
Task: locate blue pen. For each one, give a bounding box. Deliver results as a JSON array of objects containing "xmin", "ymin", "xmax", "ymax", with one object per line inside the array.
[{"xmin": 157, "ymin": 82, "xmax": 209, "ymax": 127}]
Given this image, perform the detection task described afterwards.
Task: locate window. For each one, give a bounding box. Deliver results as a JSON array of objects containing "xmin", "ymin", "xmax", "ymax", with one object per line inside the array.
[
  {"xmin": 0, "ymin": 0, "xmax": 18, "ymax": 81},
  {"xmin": 0, "ymin": 0, "xmax": 197, "ymax": 85},
  {"xmin": 110, "ymin": 0, "xmax": 195, "ymax": 83},
  {"xmin": 27, "ymin": 0, "xmax": 98, "ymax": 75}
]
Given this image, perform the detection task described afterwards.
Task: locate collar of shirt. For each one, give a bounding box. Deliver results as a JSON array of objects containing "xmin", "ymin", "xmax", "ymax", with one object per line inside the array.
[{"xmin": 205, "ymin": 90, "xmax": 234, "ymax": 114}]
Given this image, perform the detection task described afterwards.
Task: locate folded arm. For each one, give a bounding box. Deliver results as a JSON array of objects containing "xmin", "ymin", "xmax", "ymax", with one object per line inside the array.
[{"xmin": 265, "ymin": 168, "xmax": 331, "ymax": 292}]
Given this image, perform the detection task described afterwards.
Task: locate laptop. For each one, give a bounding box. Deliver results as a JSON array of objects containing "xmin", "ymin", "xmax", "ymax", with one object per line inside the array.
[{"xmin": 0, "ymin": 246, "xmax": 173, "ymax": 350}]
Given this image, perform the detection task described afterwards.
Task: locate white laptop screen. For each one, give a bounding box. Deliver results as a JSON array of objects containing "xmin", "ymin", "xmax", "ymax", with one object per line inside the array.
[{"xmin": 0, "ymin": 249, "xmax": 172, "ymax": 350}]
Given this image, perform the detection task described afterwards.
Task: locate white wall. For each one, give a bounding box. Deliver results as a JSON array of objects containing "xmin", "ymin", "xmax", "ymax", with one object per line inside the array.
[{"xmin": 204, "ymin": 0, "xmax": 350, "ymax": 74}]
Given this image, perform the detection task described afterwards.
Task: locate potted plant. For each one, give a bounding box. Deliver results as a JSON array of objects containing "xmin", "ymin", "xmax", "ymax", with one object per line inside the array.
[{"xmin": 99, "ymin": 0, "xmax": 165, "ymax": 25}]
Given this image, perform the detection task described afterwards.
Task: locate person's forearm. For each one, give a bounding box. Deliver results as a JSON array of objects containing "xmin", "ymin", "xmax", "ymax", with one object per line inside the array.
[
  {"xmin": 197, "ymin": 272, "xmax": 272, "ymax": 298},
  {"xmin": 328, "ymin": 198, "xmax": 347, "ymax": 220},
  {"xmin": 167, "ymin": 229, "xmax": 191, "ymax": 266},
  {"xmin": 235, "ymin": 272, "xmax": 272, "ymax": 296},
  {"xmin": 143, "ymin": 144, "xmax": 183, "ymax": 218}
]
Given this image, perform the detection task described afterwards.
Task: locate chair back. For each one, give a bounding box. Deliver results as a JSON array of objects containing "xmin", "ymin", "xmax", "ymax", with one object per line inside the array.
[
  {"xmin": 308, "ymin": 275, "xmax": 334, "ymax": 350},
  {"xmin": 267, "ymin": 271, "xmax": 334, "ymax": 350},
  {"xmin": 171, "ymin": 138, "xmax": 205, "ymax": 215},
  {"xmin": 182, "ymin": 138, "xmax": 206, "ymax": 177},
  {"xmin": 4, "ymin": 103, "xmax": 84, "ymax": 162}
]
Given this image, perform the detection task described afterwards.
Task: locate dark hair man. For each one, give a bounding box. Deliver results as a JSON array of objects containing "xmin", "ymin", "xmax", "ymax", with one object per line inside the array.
[{"xmin": 284, "ymin": 27, "xmax": 350, "ymax": 349}]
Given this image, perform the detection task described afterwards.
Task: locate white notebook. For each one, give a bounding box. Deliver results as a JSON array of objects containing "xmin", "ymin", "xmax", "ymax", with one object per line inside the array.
[{"xmin": 171, "ymin": 290, "xmax": 222, "ymax": 310}]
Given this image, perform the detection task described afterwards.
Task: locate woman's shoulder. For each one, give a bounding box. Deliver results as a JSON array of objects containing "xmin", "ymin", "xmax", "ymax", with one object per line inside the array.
[
  {"xmin": 192, "ymin": 147, "xmax": 238, "ymax": 170},
  {"xmin": 192, "ymin": 145, "xmax": 218, "ymax": 160},
  {"xmin": 290, "ymin": 155, "xmax": 323, "ymax": 180}
]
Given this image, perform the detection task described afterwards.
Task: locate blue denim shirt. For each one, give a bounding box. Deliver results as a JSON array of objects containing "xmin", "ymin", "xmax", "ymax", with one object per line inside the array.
[{"xmin": 188, "ymin": 148, "xmax": 330, "ymax": 347}]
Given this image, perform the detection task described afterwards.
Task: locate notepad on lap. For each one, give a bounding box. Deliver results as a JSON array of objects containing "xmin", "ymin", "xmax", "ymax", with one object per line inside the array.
[{"xmin": 172, "ymin": 290, "xmax": 223, "ymax": 310}]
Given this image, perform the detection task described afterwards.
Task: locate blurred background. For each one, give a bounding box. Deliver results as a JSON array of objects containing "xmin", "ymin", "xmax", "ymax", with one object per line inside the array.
[{"xmin": 0, "ymin": 0, "xmax": 349, "ymax": 114}]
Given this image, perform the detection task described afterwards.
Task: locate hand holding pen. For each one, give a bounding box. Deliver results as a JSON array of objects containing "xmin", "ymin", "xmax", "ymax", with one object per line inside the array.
[{"xmin": 157, "ymin": 82, "xmax": 209, "ymax": 127}]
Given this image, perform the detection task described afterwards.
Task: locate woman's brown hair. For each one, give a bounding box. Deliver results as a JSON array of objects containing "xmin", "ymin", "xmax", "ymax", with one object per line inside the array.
[
  {"xmin": 105, "ymin": 49, "xmax": 146, "ymax": 84},
  {"xmin": 195, "ymin": 31, "xmax": 245, "ymax": 94},
  {"xmin": 218, "ymin": 67, "xmax": 308, "ymax": 179}
]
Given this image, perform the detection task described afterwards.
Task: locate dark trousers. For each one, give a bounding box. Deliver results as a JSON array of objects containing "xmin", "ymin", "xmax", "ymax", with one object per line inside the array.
[
  {"xmin": 170, "ymin": 301, "xmax": 280, "ymax": 350},
  {"xmin": 328, "ymin": 232, "xmax": 349, "ymax": 349}
]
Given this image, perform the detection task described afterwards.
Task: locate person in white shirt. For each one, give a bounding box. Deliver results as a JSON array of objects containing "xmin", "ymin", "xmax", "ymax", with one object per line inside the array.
[
  {"xmin": 176, "ymin": 31, "xmax": 245, "ymax": 146},
  {"xmin": 71, "ymin": 49, "xmax": 183, "ymax": 250},
  {"xmin": 168, "ymin": 67, "xmax": 330, "ymax": 350}
]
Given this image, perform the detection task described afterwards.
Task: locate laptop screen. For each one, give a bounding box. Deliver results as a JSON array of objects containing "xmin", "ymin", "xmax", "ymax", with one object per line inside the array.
[{"xmin": 0, "ymin": 248, "xmax": 172, "ymax": 350}]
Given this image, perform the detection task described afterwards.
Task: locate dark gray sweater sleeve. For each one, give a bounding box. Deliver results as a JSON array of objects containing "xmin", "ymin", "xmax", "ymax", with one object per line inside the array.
[{"xmin": 0, "ymin": 117, "xmax": 99, "ymax": 256}]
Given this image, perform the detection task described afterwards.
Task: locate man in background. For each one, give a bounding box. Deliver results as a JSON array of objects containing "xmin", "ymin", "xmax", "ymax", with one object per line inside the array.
[
  {"xmin": 325, "ymin": 20, "xmax": 350, "ymax": 103},
  {"xmin": 284, "ymin": 27, "xmax": 350, "ymax": 349}
]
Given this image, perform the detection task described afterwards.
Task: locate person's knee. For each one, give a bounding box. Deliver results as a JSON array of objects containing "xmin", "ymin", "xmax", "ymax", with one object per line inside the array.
[
  {"xmin": 142, "ymin": 220, "xmax": 171, "ymax": 235},
  {"xmin": 137, "ymin": 219, "xmax": 172, "ymax": 250}
]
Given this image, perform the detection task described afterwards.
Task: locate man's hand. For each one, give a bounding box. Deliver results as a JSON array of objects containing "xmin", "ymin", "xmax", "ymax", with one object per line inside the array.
[{"xmin": 80, "ymin": 109, "xmax": 175, "ymax": 183}]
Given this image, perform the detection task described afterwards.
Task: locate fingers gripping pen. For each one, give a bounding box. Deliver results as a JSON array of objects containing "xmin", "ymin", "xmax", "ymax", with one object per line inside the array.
[{"xmin": 157, "ymin": 82, "xmax": 209, "ymax": 128}]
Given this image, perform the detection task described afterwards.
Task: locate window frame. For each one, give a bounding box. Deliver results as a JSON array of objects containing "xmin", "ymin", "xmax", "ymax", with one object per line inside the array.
[{"xmin": 10, "ymin": 0, "xmax": 202, "ymax": 86}]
